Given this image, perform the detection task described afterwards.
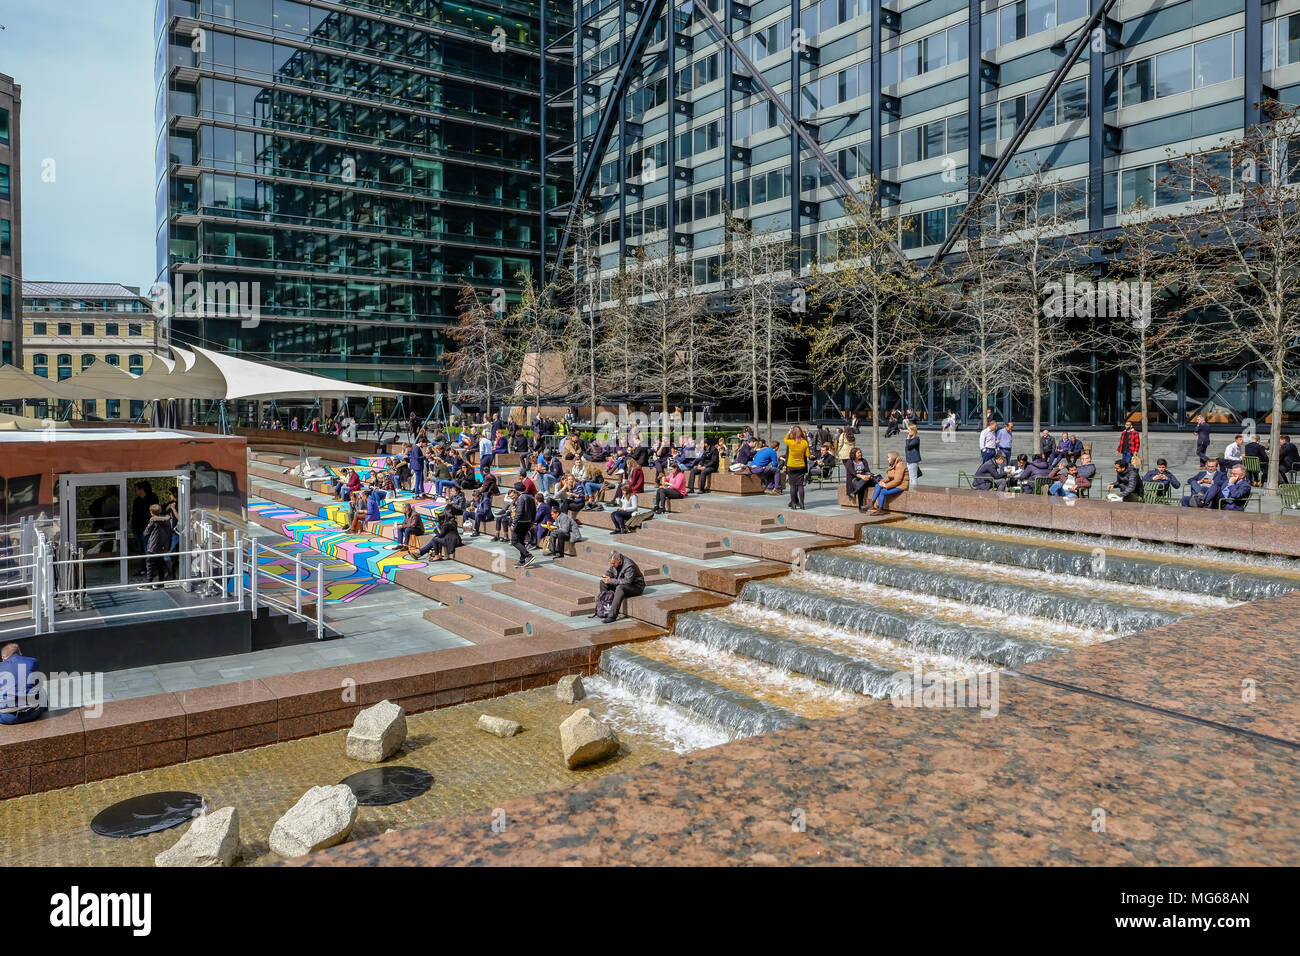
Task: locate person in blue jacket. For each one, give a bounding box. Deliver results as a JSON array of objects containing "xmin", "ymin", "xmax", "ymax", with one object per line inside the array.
[
  {"xmin": 1142, "ymin": 459, "xmax": 1181, "ymax": 497},
  {"xmin": 0, "ymin": 644, "xmax": 45, "ymax": 725},
  {"xmin": 364, "ymin": 485, "xmax": 387, "ymax": 524},
  {"xmin": 407, "ymin": 438, "xmax": 427, "ymax": 494},
  {"xmin": 749, "ymin": 441, "xmax": 780, "ymax": 490},
  {"xmin": 1219, "ymin": 465, "xmax": 1253, "ymax": 510},
  {"xmin": 1181, "ymin": 459, "xmax": 1228, "ymax": 507}
]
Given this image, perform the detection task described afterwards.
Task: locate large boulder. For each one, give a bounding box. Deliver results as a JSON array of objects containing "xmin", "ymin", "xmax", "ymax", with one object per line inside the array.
[
  {"xmin": 346, "ymin": 699, "xmax": 407, "ymax": 761},
  {"xmin": 555, "ymin": 674, "xmax": 586, "ymax": 703},
  {"xmin": 154, "ymin": 806, "xmax": 240, "ymax": 868},
  {"xmin": 477, "ymin": 714, "xmax": 522, "ymax": 738},
  {"xmin": 559, "ymin": 708, "xmax": 619, "ymax": 769},
  {"xmin": 269, "ymin": 785, "xmax": 358, "ymax": 858}
]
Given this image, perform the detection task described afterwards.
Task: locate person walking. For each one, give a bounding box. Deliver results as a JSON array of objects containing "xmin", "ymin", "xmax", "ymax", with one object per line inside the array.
[
  {"xmin": 1117, "ymin": 421, "xmax": 1140, "ymax": 466},
  {"xmin": 1193, "ymin": 414, "xmax": 1212, "ymax": 465},
  {"xmin": 783, "ymin": 425, "xmax": 811, "ymax": 509},
  {"xmin": 510, "ymin": 484, "xmax": 537, "ymax": 566},
  {"xmin": 904, "ymin": 423, "xmax": 922, "ymax": 487}
]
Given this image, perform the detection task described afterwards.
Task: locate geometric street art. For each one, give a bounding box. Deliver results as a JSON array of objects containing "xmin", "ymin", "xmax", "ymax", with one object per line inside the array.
[
  {"xmin": 247, "ymin": 536, "xmax": 384, "ymax": 604},
  {"xmin": 248, "ymin": 499, "xmax": 432, "ymax": 583}
]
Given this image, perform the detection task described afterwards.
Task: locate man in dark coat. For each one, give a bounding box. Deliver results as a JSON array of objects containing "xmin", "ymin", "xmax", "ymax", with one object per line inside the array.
[
  {"xmin": 1106, "ymin": 459, "xmax": 1142, "ymax": 502},
  {"xmin": 597, "ymin": 551, "xmax": 645, "ymax": 623},
  {"xmin": 1181, "ymin": 459, "xmax": 1228, "ymax": 507},
  {"xmin": 511, "ymin": 483, "xmax": 537, "ymax": 566},
  {"xmin": 972, "ymin": 454, "xmax": 1008, "ymax": 491},
  {"xmin": 140, "ymin": 504, "xmax": 176, "ymax": 589}
]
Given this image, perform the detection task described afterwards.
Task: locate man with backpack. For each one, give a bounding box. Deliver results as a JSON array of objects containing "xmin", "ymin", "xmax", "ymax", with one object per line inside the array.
[{"xmin": 595, "ymin": 551, "xmax": 645, "ymax": 623}]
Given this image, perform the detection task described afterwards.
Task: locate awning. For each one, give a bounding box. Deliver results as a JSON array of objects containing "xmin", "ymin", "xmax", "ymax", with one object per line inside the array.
[{"xmin": 0, "ymin": 346, "xmax": 410, "ymax": 402}]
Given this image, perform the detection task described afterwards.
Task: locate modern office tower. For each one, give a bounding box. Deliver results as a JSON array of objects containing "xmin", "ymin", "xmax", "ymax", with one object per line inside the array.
[
  {"xmin": 0, "ymin": 72, "xmax": 21, "ymax": 371},
  {"xmin": 568, "ymin": 0, "xmax": 1295, "ymax": 429},
  {"xmin": 153, "ymin": 0, "xmax": 572, "ymax": 407},
  {"xmin": 21, "ymin": 282, "xmax": 159, "ymax": 420}
]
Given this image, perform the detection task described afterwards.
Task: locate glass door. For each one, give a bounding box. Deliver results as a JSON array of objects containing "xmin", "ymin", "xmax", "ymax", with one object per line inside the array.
[{"xmin": 62, "ymin": 478, "xmax": 128, "ymax": 588}]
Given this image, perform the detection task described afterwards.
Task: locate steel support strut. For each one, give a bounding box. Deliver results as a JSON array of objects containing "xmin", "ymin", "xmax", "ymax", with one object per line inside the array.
[{"xmin": 929, "ymin": 0, "xmax": 1122, "ymax": 267}]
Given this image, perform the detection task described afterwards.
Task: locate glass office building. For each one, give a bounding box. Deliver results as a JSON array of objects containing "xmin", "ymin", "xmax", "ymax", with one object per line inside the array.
[
  {"xmin": 573, "ymin": 0, "xmax": 1298, "ymax": 428},
  {"xmin": 0, "ymin": 72, "xmax": 21, "ymax": 372},
  {"xmin": 154, "ymin": 0, "xmax": 572, "ymax": 404}
]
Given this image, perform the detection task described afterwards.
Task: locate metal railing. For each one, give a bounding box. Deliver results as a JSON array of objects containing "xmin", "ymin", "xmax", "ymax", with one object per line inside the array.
[{"xmin": 196, "ymin": 510, "xmax": 325, "ymax": 640}]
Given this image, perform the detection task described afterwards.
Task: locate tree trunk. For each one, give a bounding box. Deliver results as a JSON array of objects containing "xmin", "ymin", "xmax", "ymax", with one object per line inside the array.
[
  {"xmin": 1138, "ymin": 342, "xmax": 1149, "ymax": 467},
  {"xmin": 871, "ymin": 312, "xmax": 882, "ymax": 467},
  {"xmin": 1269, "ymin": 361, "xmax": 1284, "ymax": 494}
]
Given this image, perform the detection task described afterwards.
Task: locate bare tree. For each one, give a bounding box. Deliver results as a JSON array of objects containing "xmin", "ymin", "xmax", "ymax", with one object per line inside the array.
[
  {"xmin": 1090, "ymin": 199, "xmax": 1208, "ymax": 459},
  {"xmin": 558, "ymin": 203, "xmax": 603, "ymax": 426},
  {"xmin": 718, "ymin": 216, "xmax": 802, "ymax": 440},
  {"xmin": 928, "ymin": 192, "xmax": 1027, "ymax": 432},
  {"xmin": 1169, "ymin": 104, "xmax": 1300, "ymax": 492},
  {"xmin": 988, "ymin": 165, "xmax": 1086, "ymax": 439},
  {"xmin": 598, "ymin": 263, "xmax": 643, "ymax": 400},
  {"xmin": 504, "ymin": 270, "xmax": 567, "ymax": 421},
  {"xmin": 804, "ymin": 192, "xmax": 930, "ymax": 466},
  {"xmin": 626, "ymin": 243, "xmax": 695, "ymax": 422},
  {"xmin": 443, "ymin": 284, "xmax": 509, "ymax": 421}
]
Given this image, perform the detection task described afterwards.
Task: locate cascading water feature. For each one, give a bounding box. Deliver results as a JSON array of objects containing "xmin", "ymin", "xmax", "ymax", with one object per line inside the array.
[{"xmin": 591, "ymin": 516, "xmax": 1250, "ymax": 746}]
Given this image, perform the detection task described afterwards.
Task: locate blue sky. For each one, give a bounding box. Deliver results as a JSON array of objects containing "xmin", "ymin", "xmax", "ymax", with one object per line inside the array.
[{"xmin": 3, "ymin": 1, "xmax": 156, "ymax": 290}]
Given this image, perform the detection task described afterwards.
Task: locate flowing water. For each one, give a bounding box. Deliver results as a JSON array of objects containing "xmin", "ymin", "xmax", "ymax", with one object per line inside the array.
[{"xmin": 585, "ymin": 516, "xmax": 1275, "ymax": 744}]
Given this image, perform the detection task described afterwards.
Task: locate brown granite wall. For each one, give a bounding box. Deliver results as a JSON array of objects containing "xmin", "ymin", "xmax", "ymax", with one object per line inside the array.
[{"xmin": 839, "ymin": 484, "xmax": 1300, "ymax": 557}]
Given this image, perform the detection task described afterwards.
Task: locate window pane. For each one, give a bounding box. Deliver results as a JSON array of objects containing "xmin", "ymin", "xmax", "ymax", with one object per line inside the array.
[
  {"xmin": 1155, "ymin": 46, "xmax": 1193, "ymax": 97},
  {"xmin": 900, "ymin": 41, "xmax": 922, "ymax": 80},
  {"xmin": 1155, "ymin": 160, "xmax": 1191, "ymax": 206},
  {"xmin": 1195, "ymin": 35, "xmax": 1232, "ymax": 88},
  {"xmin": 1233, "ymin": 30, "xmax": 1245, "ymax": 78},
  {"xmin": 923, "ymin": 34, "xmax": 946, "ymax": 73},
  {"xmin": 1026, "ymin": 0, "xmax": 1054, "ymax": 36},
  {"xmin": 1058, "ymin": 78, "xmax": 1087, "ymax": 121},
  {"xmin": 1104, "ymin": 67, "xmax": 1119, "ymax": 111},
  {"xmin": 948, "ymin": 23, "xmax": 968, "ymax": 63},
  {"xmin": 901, "ymin": 126, "xmax": 921, "ymax": 165},
  {"xmin": 924, "ymin": 120, "xmax": 946, "ymax": 159},
  {"xmin": 1000, "ymin": 2, "xmax": 1026, "ymax": 44},
  {"xmin": 923, "ymin": 208, "xmax": 946, "ymax": 244},
  {"xmin": 999, "ymin": 97, "xmax": 1025, "ymax": 139},
  {"xmin": 947, "ymin": 111, "xmax": 968, "ymax": 152},
  {"xmin": 1284, "ymin": 16, "xmax": 1300, "ymax": 68},
  {"xmin": 1122, "ymin": 59, "xmax": 1153, "ymax": 106},
  {"xmin": 1058, "ymin": 0, "xmax": 1086, "ymax": 24},
  {"xmin": 1122, "ymin": 166, "xmax": 1154, "ymax": 210},
  {"xmin": 1263, "ymin": 20, "xmax": 1275, "ymax": 70}
]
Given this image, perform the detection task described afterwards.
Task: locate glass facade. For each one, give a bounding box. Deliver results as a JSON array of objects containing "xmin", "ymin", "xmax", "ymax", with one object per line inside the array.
[
  {"xmin": 154, "ymin": 0, "xmax": 572, "ymax": 399},
  {"xmin": 574, "ymin": 0, "xmax": 1293, "ymax": 428}
]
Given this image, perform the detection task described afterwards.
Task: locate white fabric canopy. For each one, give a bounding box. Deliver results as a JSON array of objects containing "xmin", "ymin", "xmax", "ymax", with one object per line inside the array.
[{"xmin": 0, "ymin": 347, "xmax": 409, "ymax": 401}]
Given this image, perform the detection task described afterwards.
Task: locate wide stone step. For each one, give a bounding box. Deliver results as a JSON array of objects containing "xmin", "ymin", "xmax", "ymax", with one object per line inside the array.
[
  {"xmin": 421, "ymin": 604, "xmax": 525, "ymax": 640},
  {"xmin": 493, "ymin": 580, "xmax": 595, "ymax": 616},
  {"xmin": 632, "ymin": 524, "xmax": 732, "ymax": 559}
]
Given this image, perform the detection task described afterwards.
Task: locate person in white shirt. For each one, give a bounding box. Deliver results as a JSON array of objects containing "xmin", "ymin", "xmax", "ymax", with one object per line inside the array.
[
  {"xmin": 979, "ymin": 422, "xmax": 999, "ymax": 462},
  {"xmin": 610, "ymin": 484, "xmax": 641, "ymax": 534},
  {"xmin": 1223, "ymin": 435, "xmax": 1244, "ymax": 464}
]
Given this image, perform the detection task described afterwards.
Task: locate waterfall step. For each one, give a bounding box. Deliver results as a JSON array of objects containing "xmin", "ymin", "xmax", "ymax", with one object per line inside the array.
[
  {"xmin": 600, "ymin": 645, "xmax": 806, "ymax": 738},
  {"xmin": 673, "ymin": 612, "xmax": 906, "ymax": 696},
  {"xmin": 422, "ymin": 606, "xmax": 527, "ymax": 643},
  {"xmin": 632, "ymin": 524, "xmax": 732, "ymax": 559},
  {"xmin": 805, "ymin": 550, "xmax": 1186, "ymax": 634},
  {"xmin": 742, "ymin": 578, "xmax": 1065, "ymax": 669},
  {"xmin": 858, "ymin": 523, "xmax": 1295, "ymax": 602}
]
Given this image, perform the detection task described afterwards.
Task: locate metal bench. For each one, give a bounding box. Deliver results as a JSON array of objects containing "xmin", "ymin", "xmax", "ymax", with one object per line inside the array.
[{"xmin": 1280, "ymin": 484, "xmax": 1300, "ymax": 514}]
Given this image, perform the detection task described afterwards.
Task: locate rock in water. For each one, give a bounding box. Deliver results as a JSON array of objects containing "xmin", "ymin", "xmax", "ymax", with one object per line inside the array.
[
  {"xmin": 346, "ymin": 699, "xmax": 407, "ymax": 761},
  {"xmin": 154, "ymin": 806, "xmax": 240, "ymax": 867},
  {"xmin": 269, "ymin": 785, "xmax": 358, "ymax": 857},
  {"xmin": 555, "ymin": 674, "xmax": 586, "ymax": 703},
  {"xmin": 559, "ymin": 708, "xmax": 619, "ymax": 769},
  {"xmin": 477, "ymin": 714, "xmax": 522, "ymax": 737}
]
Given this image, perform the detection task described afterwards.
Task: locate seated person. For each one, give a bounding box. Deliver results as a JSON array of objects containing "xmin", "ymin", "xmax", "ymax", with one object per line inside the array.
[
  {"xmin": 547, "ymin": 504, "xmax": 582, "ymax": 558},
  {"xmin": 0, "ymin": 643, "xmax": 46, "ymax": 725},
  {"xmin": 1243, "ymin": 438, "xmax": 1269, "ymax": 484},
  {"xmin": 596, "ymin": 552, "xmax": 646, "ymax": 623},
  {"xmin": 530, "ymin": 495, "xmax": 553, "ymax": 546},
  {"xmin": 1105, "ymin": 459, "xmax": 1143, "ymax": 502},
  {"xmin": 1142, "ymin": 459, "xmax": 1181, "ymax": 496},
  {"xmin": 972, "ymin": 454, "xmax": 1009, "ymax": 492},
  {"xmin": 410, "ymin": 508, "xmax": 463, "ymax": 561},
  {"xmin": 844, "ymin": 449, "xmax": 876, "ymax": 511},
  {"xmin": 686, "ymin": 438, "xmax": 720, "ymax": 494},
  {"xmin": 466, "ymin": 491, "xmax": 493, "ymax": 536},
  {"xmin": 1181, "ymin": 459, "xmax": 1228, "ymax": 508},
  {"xmin": 334, "ymin": 467, "xmax": 361, "ymax": 501},
  {"xmin": 733, "ymin": 438, "xmax": 755, "ymax": 466},
  {"xmin": 1220, "ymin": 465, "xmax": 1253, "ymax": 510},
  {"xmin": 1048, "ymin": 462, "xmax": 1085, "ymax": 498},
  {"xmin": 816, "ymin": 444, "xmax": 837, "ymax": 479},
  {"xmin": 748, "ymin": 441, "xmax": 780, "ymax": 490},
  {"xmin": 394, "ymin": 502, "xmax": 424, "ymax": 548},
  {"xmin": 1017, "ymin": 454, "xmax": 1054, "ymax": 493}
]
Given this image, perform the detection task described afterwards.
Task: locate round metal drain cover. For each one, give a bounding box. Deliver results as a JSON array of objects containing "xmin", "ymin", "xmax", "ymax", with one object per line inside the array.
[
  {"xmin": 91, "ymin": 791, "xmax": 204, "ymax": 838},
  {"xmin": 341, "ymin": 766, "xmax": 433, "ymax": 806}
]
